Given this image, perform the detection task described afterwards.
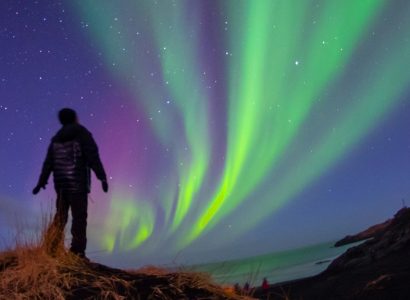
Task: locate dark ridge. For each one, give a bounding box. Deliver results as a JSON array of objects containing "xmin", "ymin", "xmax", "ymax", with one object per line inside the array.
[
  {"xmin": 255, "ymin": 207, "xmax": 410, "ymax": 300},
  {"xmin": 334, "ymin": 219, "xmax": 391, "ymax": 247}
]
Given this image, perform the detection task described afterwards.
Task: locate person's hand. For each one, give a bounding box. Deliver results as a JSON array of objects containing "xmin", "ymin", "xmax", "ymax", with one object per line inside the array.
[
  {"xmin": 102, "ymin": 180, "xmax": 109, "ymax": 193},
  {"xmin": 32, "ymin": 184, "xmax": 45, "ymax": 195}
]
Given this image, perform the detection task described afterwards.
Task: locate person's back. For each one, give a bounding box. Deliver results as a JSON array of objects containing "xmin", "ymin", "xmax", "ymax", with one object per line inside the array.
[
  {"xmin": 51, "ymin": 124, "xmax": 90, "ymax": 193},
  {"xmin": 33, "ymin": 108, "xmax": 108, "ymax": 260}
]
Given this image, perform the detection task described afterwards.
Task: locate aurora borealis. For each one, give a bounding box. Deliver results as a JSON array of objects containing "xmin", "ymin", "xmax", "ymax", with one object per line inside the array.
[{"xmin": 1, "ymin": 0, "xmax": 410, "ymax": 266}]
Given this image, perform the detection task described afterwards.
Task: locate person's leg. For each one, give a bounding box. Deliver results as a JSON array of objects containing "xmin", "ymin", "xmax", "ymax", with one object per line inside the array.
[
  {"xmin": 45, "ymin": 191, "xmax": 69, "ymax": 255},
  {"xmin": 69, "ymin": 192, "xmax": 88, "ymax": 257}
]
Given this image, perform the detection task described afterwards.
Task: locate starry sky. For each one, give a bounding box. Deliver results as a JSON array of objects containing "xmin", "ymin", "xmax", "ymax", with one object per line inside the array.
[{"xmin": 1, "ymin": 0, "xmax": 410, "ymax": 267}]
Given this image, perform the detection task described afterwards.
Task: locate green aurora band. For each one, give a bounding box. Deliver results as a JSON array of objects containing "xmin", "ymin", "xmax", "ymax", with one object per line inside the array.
[{"xmin": 74, "ymin": 0, "xmax": 410, "ymax": 254}]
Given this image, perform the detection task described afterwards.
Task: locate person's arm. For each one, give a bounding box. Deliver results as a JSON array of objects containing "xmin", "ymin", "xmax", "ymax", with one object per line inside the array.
[
  {"xmin": 81, "ymin": 129, "xmax": 108, "ymax": 190},
  {"xmin": 33, "ymin": 143, "xmax": 53, "ymax": 194}
]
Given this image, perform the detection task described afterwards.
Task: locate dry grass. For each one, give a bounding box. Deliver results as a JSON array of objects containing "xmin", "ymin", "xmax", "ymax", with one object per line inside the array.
[
  {"xmin": 0, "ymin": 229, "xmax": 251, "ymax": 299},
  {"xmin": 132, "ymin": 266, "xmax": 241, "ymax": 299}
]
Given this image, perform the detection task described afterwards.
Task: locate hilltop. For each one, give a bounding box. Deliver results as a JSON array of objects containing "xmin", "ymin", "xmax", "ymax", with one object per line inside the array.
[{"xmin": 0, "ymin": 245, "xmax": 249, "ymax": 299}]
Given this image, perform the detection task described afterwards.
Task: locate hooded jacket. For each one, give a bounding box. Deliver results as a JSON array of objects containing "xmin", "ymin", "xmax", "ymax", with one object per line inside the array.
[{"xmin": 37, "ymin": 124, "xmax": 107, "ymax": 193}]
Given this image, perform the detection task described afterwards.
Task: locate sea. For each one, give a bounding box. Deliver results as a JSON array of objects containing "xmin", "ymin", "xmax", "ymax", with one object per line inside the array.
[{"xmin": 191, "ymin": 240, "xmax": 362, "ymax": 286}]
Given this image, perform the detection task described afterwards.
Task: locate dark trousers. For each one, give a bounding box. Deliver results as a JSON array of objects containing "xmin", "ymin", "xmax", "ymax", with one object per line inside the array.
[{"xmin": 45, "ymin": 192, "xmax": 88, "ymax": 255}]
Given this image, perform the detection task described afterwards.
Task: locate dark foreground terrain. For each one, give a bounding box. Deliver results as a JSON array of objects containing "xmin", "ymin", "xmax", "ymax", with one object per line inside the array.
[
  {"xmin": 255, "ymin": 207, "xmax": 410, "ymax": 300},
  {"xmin": 0, "ymin": 246, "xmax": 248, "ymax": 299}
]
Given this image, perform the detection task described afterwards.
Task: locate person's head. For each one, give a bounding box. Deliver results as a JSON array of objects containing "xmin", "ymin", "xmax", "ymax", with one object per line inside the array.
[{"xmin": 58, "ymin": 108, "xmax": 78, "ymax": 125}]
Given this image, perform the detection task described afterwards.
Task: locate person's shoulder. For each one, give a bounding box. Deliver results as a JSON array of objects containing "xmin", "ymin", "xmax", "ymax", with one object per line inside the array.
[
  {"xmin": 51, "ymin": 128, "xmax": 63, "ymax": 142},
  {"xmin": 77, "ymin": 124, "xmax": 90, "ymax": 133},
  {"xmin": 76, "ymin": 124, "xmax": 94, "ymax": 141},
  {"xmin": 51, "ymin": 133, "xmax": 58, "ymax": 142}
]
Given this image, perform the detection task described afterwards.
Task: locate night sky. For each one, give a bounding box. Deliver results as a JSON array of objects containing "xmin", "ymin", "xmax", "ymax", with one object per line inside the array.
[{"xmin": 1, "ymin": 0, "xmax": 410, "ymax": 267}]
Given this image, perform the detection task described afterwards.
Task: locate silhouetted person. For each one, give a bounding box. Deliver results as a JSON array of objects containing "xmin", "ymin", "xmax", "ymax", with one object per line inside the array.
[
  {"xmin": 33, "ymin": 108, "xmax": 108, "ymax": 260},
  {"xmin": 243, "ymin": 282, "xmax": 250, "ymax": 293},
  {"xmin": 262, "ymin": 277, "xmax": 269, "ymax": 290}
]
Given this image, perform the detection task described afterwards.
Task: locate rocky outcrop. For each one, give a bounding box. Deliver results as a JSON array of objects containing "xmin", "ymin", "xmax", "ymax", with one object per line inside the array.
[
  {"xmin": 256, "ymin": 207, "xmax": 410, "ymax": 300},
  {"xmin": 328, "ymin": 207, "xmax": 410, "ymax": 272},
  {"xmin": 334, "ymin": 219, "xmax": 391, "ymax": 247}
]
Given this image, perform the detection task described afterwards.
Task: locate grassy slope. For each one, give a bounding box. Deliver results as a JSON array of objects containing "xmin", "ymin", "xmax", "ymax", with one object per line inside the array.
[{"xmin": 0, "ymin": 243, "xmax": 251, "ymax": 299}]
